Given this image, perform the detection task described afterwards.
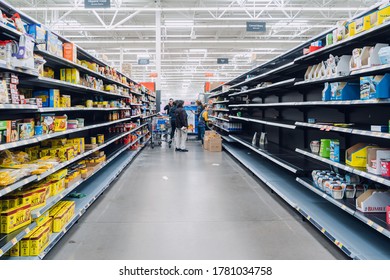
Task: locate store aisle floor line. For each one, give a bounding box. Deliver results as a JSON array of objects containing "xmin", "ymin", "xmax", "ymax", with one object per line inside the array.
[{"xmin": 46, "ymin": 142, "xmax": 344, "ymax": 260}]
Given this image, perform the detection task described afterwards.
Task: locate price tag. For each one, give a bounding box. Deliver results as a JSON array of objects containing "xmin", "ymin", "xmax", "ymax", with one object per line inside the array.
[
  {"xmin": 377, "ymin": 227, "xmax": 384, "ymax": 233},
  {"xmin": 367, "ymin": 220, "xmax": 374, "ymax": 226},
  {"xmin": 11, "ymin": 238, "xmax": 17, "ymax": 245},
  {"xmin": 0, "ymin": 249, "xmax": 3, "ymax": 256}
]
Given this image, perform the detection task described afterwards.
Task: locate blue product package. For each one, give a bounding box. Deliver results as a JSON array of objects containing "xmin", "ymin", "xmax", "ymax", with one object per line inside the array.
[
  {"xmin": 360, "ymin": 74, "xmax": 390, "ymax": 100},
  {"xmin": 32, "ymin": 89, "xmax": 59, "ymax": 107},
  {"xmin": 330, "ymin": 139, "xmax": 340, "ymax": 163},
  {"xmin": 322, "ymin": 83, "xmax": 332, "ymax": 101},
  {"xmin": 330, "ymin": 82, "xmax": 359, "ymax": 100},
  {"xmin": 46, "ymin": 31, "xmax": 59, "ymax": 55}
]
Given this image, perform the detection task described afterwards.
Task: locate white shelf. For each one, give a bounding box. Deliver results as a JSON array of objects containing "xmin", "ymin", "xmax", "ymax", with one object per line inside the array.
[
  {"xmin": 212, "ymin": 108, "xmax": 229, "ymax": 112},
  {"xmin": 230, "ymin": 115, "xmax": 296, "ymax": 130},
  {"xmin": 212, "ymin": 116, "xmax": 230, "ymax": 122},
  {"xmin": 38, "ymin": 107, "xmax": 131, "ymax": 112},
  {"xmin": 230, "ymin": 99, "xmax": 390, "ymax": 107},
  {"xmin": 212, "ymin": 100, "xmax": 229, "ymax": 104},
  {"xmin": 229, "ymin": 78, "xmax": 297, "ymax": 97},
  {"xmin": 295, "ymin": 148, "xmax": 390, "ymax": 187},
  {"xmin": 295, "ymin": 122, "xmax": 390, "ymax": 140},
  {"xmin": 0, "ymin": 116, "xmax": 139, "ymax": 152}
]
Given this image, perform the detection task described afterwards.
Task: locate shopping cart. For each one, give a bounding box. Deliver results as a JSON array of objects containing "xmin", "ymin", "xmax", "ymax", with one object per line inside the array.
[{"xmin": 150, "ymin": 115, "xmax": 172, "ymax": 148}]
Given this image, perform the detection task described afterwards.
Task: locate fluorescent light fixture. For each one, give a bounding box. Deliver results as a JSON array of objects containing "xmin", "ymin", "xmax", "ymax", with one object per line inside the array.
[{"xmin": 165, "ymin": 20, "xmax": 194, "ymax": 27}]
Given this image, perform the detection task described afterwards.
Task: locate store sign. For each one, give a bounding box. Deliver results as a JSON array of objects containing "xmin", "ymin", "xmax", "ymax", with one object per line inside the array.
[
  {"xmin": 246, "ymin": 21, "xmax": 266, "ymax": 32},
  {"xmin": 217, "ymin": 58, "xmax": 229, "ymax": 64},
  {"xmin": 138, "ymin": 58, "xmax": 150, "ymax": 65},
  {"xmin": 85, "ymin": 0, "xmax": 110, "ymax": 8}
]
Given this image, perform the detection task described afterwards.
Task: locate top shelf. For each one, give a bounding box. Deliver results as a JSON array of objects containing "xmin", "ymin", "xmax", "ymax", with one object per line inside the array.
[
  {"xmin": 294, "ymin": 20, "xmax": 390, "ymax": 64},
  {"xmin": 229, "ymin": 78, "xmax": 297, "ymax": 97}
]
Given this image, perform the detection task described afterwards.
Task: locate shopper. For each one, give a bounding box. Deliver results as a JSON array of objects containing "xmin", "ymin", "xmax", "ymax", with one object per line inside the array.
[
  {"xmin": 198, "ymin": 104, "xmax": 211, "ymax": 145},
  {"xmin": 168, "ymin": 100, "xmax": 177, "ymax": 142},
  {"xmin": 195, "ymin": 100, "xmax": 203, "ymax": 140},
  {"xmin": 164, "ymin": 98, "xmax": 174, "ymax": 114},
  {"xmin": 174, "ymin": 100, "xmax": 188, "ymax": 152}
]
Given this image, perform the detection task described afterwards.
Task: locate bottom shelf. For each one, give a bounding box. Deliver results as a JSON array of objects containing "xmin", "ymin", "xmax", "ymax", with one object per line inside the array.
[
  {"xmin": 4, "ymin": 138, "xmax": 150, "ymax": 260},
  {"xmin": 222, "ymin": 142, "xmax": 390, "ymax": 260}
]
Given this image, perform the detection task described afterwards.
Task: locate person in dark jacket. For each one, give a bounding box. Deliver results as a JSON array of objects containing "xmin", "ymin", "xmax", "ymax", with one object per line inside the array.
[
  {"xmin": 164, "ymin": 98, "xmax": 174, "ymax": 114},
  {"xmin": 195, "ymin": 100, "xmax": 203, "ymax": 140},
  {"xmin": 168, "ymin": 101, "xmax": 177, "ymax": 142},
  {"xmin": 174, "ymin": 100, "xmax": 188, "ymax": 152}
]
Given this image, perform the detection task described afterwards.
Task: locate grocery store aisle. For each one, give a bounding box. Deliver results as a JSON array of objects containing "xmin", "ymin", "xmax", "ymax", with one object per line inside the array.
[{"xmin": 46, "ymin": 142, "xmax": 344, "ymax": 260}]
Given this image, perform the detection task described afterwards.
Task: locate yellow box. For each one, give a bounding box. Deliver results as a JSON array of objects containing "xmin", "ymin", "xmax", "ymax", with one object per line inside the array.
[
  {"xmin": 348, "ymin": 21, "xmax": 356, "ymax": 37},
  {"xmin": 346, "ymin": 143, "xmax": 377, "ymax": 168},
  {"xmin": 71, "ymin": 69, "xmax": 80, "ymax": 84},
  {"xmin": 0, "ymin": 204, "xmax": 31, "ymax": 234},
  {"xmin": 42, "ymin": 138, "xmax": 67, "ymax": 147},
  {"xmin": 10, "ymin": 243, "xmax": 20, "ymax": 257},
  {"xmin": 47, "ymin": 169, "xmax": 68, "ymax": 181},
  {"xmin": 49, "ymin": 179, "xmax": 66, "ymax": 197},
  {"xmin": 377, "ymin": 6, "xmax": 390, "ymax": 25},
  {"xmin": 29, "ymin": 223, "xmax": 51, "ymax": 256},
  {"xmin": 51, "ymin": 206, "xmax": 68, "ymax": 232},
  {"xmin": 60, "ymin": 69, "xmax": 66, "ymax": 81},
  {"xmin": 60, "ymin": 95, "xmax": 71, "ymax": 108},
  {"xmin": 54, "ymin": 116, "xmax": 67, "ymax": 132},
  {"xmin": 25, "ymin": 145, "xmax": 40, "ymax": 161},
  {"xmin": 14, "ymin": 186, "xmax": 48, "ymax": 211},
  {"xmin": 0, "ymin": 196, "xmax": 19, "ymax": 211},
  {"xmin": 19, "ymin": 226, "xmax": 40, "ymax": 256}
]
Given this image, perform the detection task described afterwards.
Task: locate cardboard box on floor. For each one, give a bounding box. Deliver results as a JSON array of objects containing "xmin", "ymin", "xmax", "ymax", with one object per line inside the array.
[{"xmin": 204, "ymin": 131, "xmax": 222, "ymax": 152}]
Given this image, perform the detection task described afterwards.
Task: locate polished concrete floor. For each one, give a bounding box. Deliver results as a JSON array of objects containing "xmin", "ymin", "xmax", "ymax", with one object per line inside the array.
[{"xmin": 46, "ymin": 142, "xmax": 346, "ymax": 260}]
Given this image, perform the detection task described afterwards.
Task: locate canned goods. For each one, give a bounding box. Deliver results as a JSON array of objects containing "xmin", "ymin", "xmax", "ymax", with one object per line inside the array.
[
  {"xmin": 97, "ymin": 134, "xmax": 104, "ymax": 144},
  {"xmin": 90, "ymin": 137, "xmax": 96, "ymax": 145},
  {"xmin": 381, "ymin": 160, "xmax": 390, "ymax": 177}
]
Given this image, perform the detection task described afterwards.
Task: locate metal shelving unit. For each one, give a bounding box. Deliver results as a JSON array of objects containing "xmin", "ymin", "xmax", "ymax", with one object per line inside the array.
[
  {"xmin": 4, "ymin": 138, "xmax": 150, "ymax": 260},
  {"xmin": 211, "ymin": 100, "xmax": 229, "ymax": 104},
  {"xmin": 0, "ymin": 223, "xmax": 37, "ymax": 257},
  {"xmin": 0, "ymin": 116, "xmax": 138, "ymax": 152},
  {"xmin": 223, "ymin": 142, "xmax": 390, "ymax": 259},
  {"xmin": 212, "ymin": 116, "xmax": 230, "ymax": 122},
  {"xmin": 296, "ymin": 177, "xmax": 390, "ymax": 238}
]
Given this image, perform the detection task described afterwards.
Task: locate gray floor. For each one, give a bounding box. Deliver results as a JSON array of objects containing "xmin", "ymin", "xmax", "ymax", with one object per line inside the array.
[{"xmin": 46, "ymin": 142, "xmax": 346, "ymax": 260}]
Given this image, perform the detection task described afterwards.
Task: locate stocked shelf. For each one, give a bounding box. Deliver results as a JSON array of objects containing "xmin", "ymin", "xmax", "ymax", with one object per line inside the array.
[
  {"xmin": 38, "ymin": 107, "xmax": 132, "ymax": 113},
  {"xmin": 0, "ymin": 22, "xmax": 24, "ymax": 40},
  {"xmin": 0, "ymin": 222, "xmax": 37, "ymax": 258},
  {"xmin": 296, "ymin": 177, "xmax": 390, "ymax": 239},
  {"xmin": 230, "ymin": 115, "xmax": 296, "ymax": 130},
  {"xmin": 296, "ymin": 121, "xmax": 390, "ymax": 140},
  {"xmin": 351, "ymin": 63, "xmax": 390, "ymax": 76},
  {"xmin": 294, "ymin": 20, "xmax": 390, "ymax": 64},
  {"xmin": 20, "ymin": 77, "xmax": 126, "ymax": 99},
  {"xmin": 295, "ymin": 148, "xmax": 390, "ymax": 187},
  {"xmin": 229, "ymin": 135, "xmax": 326, "ymax": 174},
  {"xmin": 229, "ymin": 78, "xmax": 297, "ymax": 97},
  {"xmin": 2, "ymin": 136, "xmax": 150, "ymax": 259},
  {"xmin": 0, "ymin": 116, "xmax": 138, "ymax": 151},
  {"xmin": 209, "ymin": 89, "xmax": 232, "ymax": 98},
  {"xmin": 212, "ymin": 108, "xmax": 229, "ymax": 112},
  {"xmin": 130, "ymin": 103, "xmax": 142, "ymax": 106},
  {"xmin": 0, "ymin": 123, "xmax": 147, "ymax": 200},
  {"xmin": 35, "ymin": 50, "xmax": 132, "ymax": 90},
  {"xmin": 223, "ymin": 142, "xmax": 390, "ymax": 259},
  {"xmin": 213, "ymin": 123, "xmax": 235, "ymax": 133},
  {"xmin": 0, "ymin": 104, "xmax": 37, "ymax": 110}
]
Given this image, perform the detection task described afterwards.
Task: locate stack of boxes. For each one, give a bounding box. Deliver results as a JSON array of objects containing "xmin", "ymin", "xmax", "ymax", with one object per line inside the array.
[
  {"xmin": 203, "ymin": 131, "xmax": 222, "ymax": 152},
  {"xmin": 0, "ymin": 72, "xmax": 19, "ymax": 104}
]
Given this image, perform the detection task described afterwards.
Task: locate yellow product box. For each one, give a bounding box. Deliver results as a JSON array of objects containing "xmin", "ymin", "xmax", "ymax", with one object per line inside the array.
[
  {"xmin": 14, "ymin": 186, "xmax": 48, "ymax": 210},
  {"xmin": 67, "ymin": 138, "xmax": 85, "ymax": 154},
  {"xmin": 39, "ymin": 148, "xmax": 51, "ymax": 158},
  {"xmin": 47, "ymin": 169, "xmax": 68, "ymax": 181},
  {"xmin": 377, "ymin": 5, "xmax": 390, "ymax": 25},
  {"xmin": 51, "ymin": 205, "xmax": 68, "ymax": 232},
  {"xmin": 95, "ymin": 155, "xmax": 106, "ymax": 164},
  {"xmin": 65, "ymin": 69, "xmax": 72, "ymax": 83},
  {"xmin": 0, "ymin": 204, "xmax": 31, "ymax": 234},
  {"xmin": 42, "ymin": 138, "xmax": 67, "ymax": 147},
  {"xmin": 71, "ymin": 69, "xmax": 80, "ymax": 84},
  {"xmin": 105, "ymin": 85, "xmax": 114, "ymax": 92},
  {"xmin": 0, "ymin": 196, "xmax": 19, "ymax": 211},
  {"xmin": 19, "ymin": 226, "xmax": 39, "ymax": 256},
  {"xmin": 29, "ymin": 222, "xmax": 51, "ymax": 256},
  {"xmin": 25, "ymin": 146, "xmax": 40, "ymax": 161},
  {"xmin": 10, "ymin": 243, "xmax": 20, "ymax": 257},
  {"xmin": 60, "ymin": 95, "xmax": 71, "ymax": 108},
  {"xmin": 60, "ymin": 68, "xmax": 66, "ymax": 81},
  {"xmin": 54, "ymin": 116, "xmax": 67, "ymax": 132},
  {"xmin": 15, "ymin": 191, "xmax": 33, "ymax": 206},
  {"xmin": 346, "ymin": 143, "xmax": 377, "ymax": 168},
  {"xmin": 49, "ymin": 178, "xmax": 66, "ymax": 197}
]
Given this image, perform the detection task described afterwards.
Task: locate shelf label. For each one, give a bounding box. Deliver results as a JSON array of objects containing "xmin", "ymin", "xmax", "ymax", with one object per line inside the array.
[
  {"xmin": 377, "ymin": 226, "xmax": 384, "ymax": 233},
  {"xmin": 11, "ymin": 238, "xmax": 17, "ymax": 245},
  {"xmin": 367, "ymin": 220, "xmax": 374, "ymax": 226},
  {"xmin": 321, "ymin": 228, "xmax": 326, "ymax": 233}
]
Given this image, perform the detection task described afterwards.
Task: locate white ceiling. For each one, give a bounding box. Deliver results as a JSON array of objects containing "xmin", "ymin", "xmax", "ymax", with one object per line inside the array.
[{"xmin": 11, "ymin": 0, "xmax": 378, "ymax": 100}]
